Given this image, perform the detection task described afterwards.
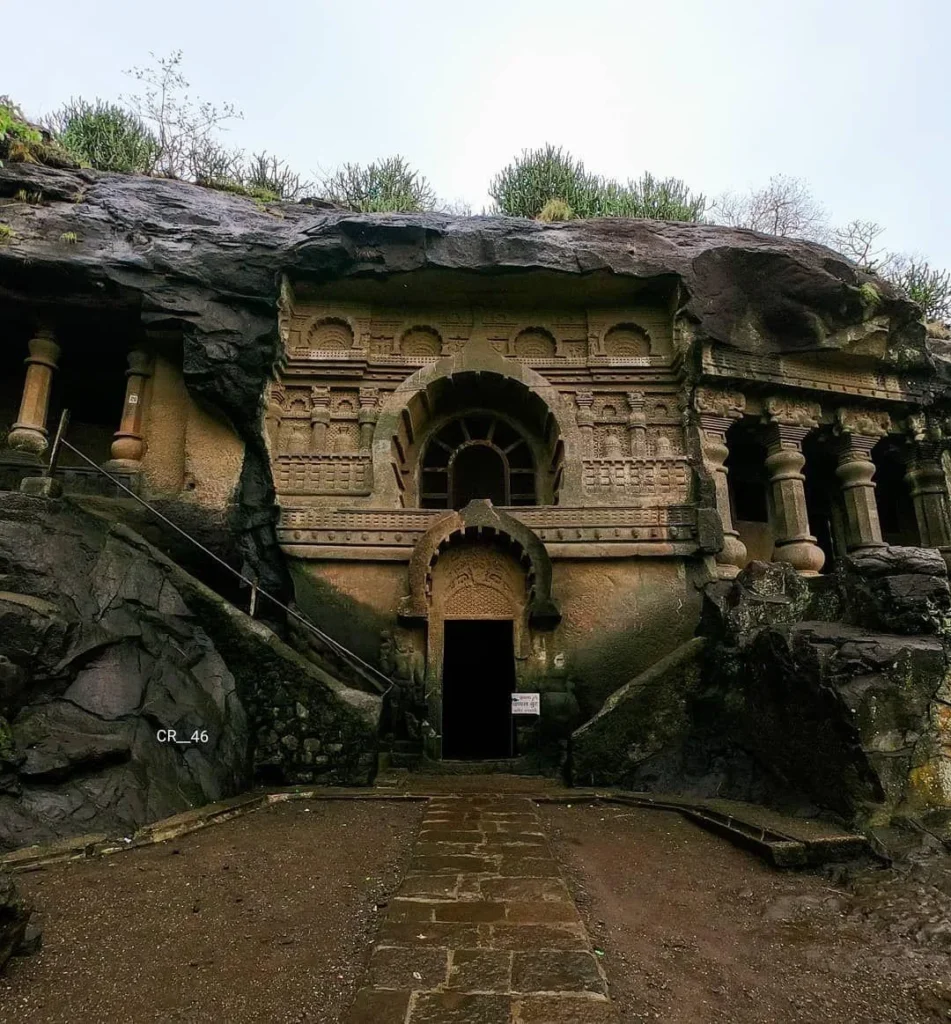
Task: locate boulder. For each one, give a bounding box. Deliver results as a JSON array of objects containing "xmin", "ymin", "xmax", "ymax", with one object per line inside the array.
[
  {"xmin": 698, "ymin": 558, "xmax": 951, "ymax": 824},
  {"xmin": 0, "ymin": 492, "xmax": 379, "ymax": 851},
  {"xmin": 0, "ymin": 871, "xmax": 31, "ymax": 973},
  {"xmin": 572, "ymin": 638, "xmax": 705, "ymax": 789},
  {"xmin": 838, "ymin": 546, "xmax": 951, "ymax": 635}
]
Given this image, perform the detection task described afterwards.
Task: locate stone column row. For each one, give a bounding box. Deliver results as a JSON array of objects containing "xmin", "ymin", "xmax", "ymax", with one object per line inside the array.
[
  {"xmin": 5, "ymin": 326, "xmax": 154, "ymax": 471},
  {"xmin": 696, "ymin": 390, "xmax": 951, "ymax": 578}
]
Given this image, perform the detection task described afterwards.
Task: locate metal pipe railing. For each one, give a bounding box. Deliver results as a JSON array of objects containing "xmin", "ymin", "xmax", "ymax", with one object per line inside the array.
[{"xmin": 46, "ymin": 411, "xmax": 393, "ymax": 695}]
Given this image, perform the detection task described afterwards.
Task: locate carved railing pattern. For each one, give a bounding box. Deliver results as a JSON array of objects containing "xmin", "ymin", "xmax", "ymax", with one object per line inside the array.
[
  {"xmin": 277, "ymin": 503, "xmax": 698, "ymax": 550},
  {"xmin": 274, "ymin": 454, "xmax": 372, "ymax": 495}
]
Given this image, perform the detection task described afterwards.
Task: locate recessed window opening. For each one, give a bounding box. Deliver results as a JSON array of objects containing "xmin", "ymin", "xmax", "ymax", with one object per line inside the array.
[{"xmin": 421, "ymin": 414, "xmax": 537, "ymax": 509}]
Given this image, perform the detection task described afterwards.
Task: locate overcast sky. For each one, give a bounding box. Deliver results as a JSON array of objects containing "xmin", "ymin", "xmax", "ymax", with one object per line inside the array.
[{"xmin": 7, "ymin": 0, "xmax": 949, "ymax": 267}]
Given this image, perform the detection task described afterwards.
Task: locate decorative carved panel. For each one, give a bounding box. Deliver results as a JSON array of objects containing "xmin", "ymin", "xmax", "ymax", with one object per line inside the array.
[
  {"xmin": 308, "ymin": 318, "xmax": 354, "ymax": 352},
  {"xmin": 400, "ymin": 326, "xmax": 442, "ymax": 357},
  {"xmin": 275, "ymin": 455, "xmax": 372, "ymax": 495},
  {"xmin": 431, "ymin": 544, "xmax": 526, "ymax": 621},
  {"xmin": 604, "ymin": 323, "xmax": 651, "ymax": 358},
  {"xmin": 513, "ymin": 328, "xmax": 557, "ymax": 359},
  {"xmin": 581, "ymin": 458, "xmax": 691, "ymax": 504}
]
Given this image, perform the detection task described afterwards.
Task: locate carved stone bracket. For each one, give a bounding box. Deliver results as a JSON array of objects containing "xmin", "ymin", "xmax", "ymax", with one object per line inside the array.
[
  {"xmin": 834, "ymin": 407, "xmax": 890, "ymax": 439},
  {"xmin": 693, "ymin": 387, "xmax": 746, "ymax": 419},
  {"xmin": 764, "ymin": 396, "xmax": 821, "ymax": 429}
]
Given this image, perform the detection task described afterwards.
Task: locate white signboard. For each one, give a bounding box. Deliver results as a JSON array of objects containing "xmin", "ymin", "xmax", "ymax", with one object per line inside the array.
[{"xmin": 511, "ymin": 692, "xmax": 540, "ymax": 715}]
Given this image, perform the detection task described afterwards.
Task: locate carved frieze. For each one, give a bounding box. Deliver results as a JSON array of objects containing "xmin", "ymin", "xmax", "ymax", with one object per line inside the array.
[
  {"xmin": 693, "ymin": 387, "xmax": 745, "ymax": 418},
  {"xmin": 277, "ymin": 504, "xmax": 700, "ymax": 551},
  {"xmin": 702, "ymin": 343, "xmax": 930, "ymax": 404},
  {"xmin": 764, "ymin": 396, "xmax": 821, "ymax": 428},
  {"xmin": 834, "ymin": 407, "xmax": 890, "ymax": 438}
]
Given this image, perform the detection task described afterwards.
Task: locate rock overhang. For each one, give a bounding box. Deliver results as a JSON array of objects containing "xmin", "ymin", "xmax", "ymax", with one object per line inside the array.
[{"xmin": 0, "ymin": 163, "xmax": 926, "ymax": 365}]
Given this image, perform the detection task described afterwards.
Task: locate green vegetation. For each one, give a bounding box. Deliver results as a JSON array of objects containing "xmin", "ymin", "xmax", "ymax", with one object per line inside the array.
[
  {"xmin": 1, "ymin": 95, "xmax": 77, "ymax": 169},
  {"xmin": 537, "ymin": 198, "xmax": 574, "ymax": 222},
  {"xmin": 49, "ymin": 99, "xmax": 158, "ymax": 174},
  {"xmin": 59, "ymin": 231, "xmax": 78, "ymax": 244},
  {"xmin": 0, "ymin": 99, "xmax": 41, "ymax": 145},
  {"xmin": 199, "ymin": 178, "xmax": 279, "ymax": 203},
  {"xmin": 887, "ymin": 258, "xmax": 951, "ymax": 322},
  {"xmin": 0, "ymin": 223, "xmax": 16, "ymax": 242},
  {"xmin": 489, "ymin": 144, "xmax": 706, "ymax": 222},
  {"xmin": 319, "ymin": 155, "xmax": 437, "ymax": 213}
]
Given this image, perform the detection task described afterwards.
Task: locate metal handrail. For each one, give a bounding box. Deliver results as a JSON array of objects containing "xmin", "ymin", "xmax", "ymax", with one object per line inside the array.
[{"xmin": 46, "ymin": 412, "xmax": 393, "ymax": 695}]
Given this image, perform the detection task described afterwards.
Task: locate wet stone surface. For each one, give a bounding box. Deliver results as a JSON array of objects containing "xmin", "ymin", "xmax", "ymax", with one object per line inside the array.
[{"xmin": 345, "ymin": 795, "xmax": 618, "ymax": 1023}]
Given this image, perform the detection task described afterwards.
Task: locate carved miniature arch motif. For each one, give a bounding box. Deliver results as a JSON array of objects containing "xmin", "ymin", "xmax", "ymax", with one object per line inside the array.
[
  {"xmin": 399, "ymin": 325, "xmax": 443, "ymax": 357},
  {"xmin": 603, "ymin": 322, "xmax": 651, "ymax": 357},
  {"xmin": 512, "ymin": 327, "xmax": 557, "ymax": 359},
  {"xmin": 307, "ymin": 316, "xmax": 354, "ymax": 352}
]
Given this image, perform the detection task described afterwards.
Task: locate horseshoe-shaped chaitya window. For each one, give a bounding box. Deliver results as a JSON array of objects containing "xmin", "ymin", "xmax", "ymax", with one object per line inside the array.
[{"xmin": 420, "ymin": 414, "xmax": 537, "ymax": 509}]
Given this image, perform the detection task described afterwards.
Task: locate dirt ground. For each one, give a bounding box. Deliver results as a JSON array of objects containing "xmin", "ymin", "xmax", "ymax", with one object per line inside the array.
[
  {"xmin": 542, "ymin": 802, "xmax": 951, "ymax": 1024},
  {"xmin": 0, "ymin": 800, "xmax": 421, "ymax": 1024}
]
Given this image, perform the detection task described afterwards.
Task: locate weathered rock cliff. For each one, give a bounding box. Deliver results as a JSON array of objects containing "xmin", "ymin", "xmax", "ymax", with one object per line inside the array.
[
  {"xmin": 0, "ymin": 162, "xmax": 933, "ymax": 611},
  {"xmin": 0, "ymin": 492, "xmax": 379, "ymax": 851}
]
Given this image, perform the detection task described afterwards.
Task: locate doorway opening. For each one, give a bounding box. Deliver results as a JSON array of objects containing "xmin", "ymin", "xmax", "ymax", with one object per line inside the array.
[{"xmin": 441, "ymin": 619, "xmax": 515, "ymax": 759}]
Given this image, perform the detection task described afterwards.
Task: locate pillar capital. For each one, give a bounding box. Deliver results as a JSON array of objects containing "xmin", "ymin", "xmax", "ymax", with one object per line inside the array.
[
  {"xmin": 764, "ymin": 396, "xmax": 821, "ymax": 431},
  {"xmin": 834, "ymin": 406, "xmax": 889, "ymax": 441}
]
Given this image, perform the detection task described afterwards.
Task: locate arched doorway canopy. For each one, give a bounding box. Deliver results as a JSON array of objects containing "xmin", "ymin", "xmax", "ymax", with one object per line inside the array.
[{"xmin": 399, "ymin": 499, "xmax": 560, "ymax": 628}]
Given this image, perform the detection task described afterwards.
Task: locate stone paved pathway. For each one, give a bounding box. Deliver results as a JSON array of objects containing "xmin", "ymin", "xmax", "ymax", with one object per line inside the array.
[{"xmin": 346, "ymin": 794, "xmax": 618, "ymax": 1023}]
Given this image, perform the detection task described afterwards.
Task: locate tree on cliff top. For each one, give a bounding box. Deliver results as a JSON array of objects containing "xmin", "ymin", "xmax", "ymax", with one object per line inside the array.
[
  {"xmin": 488, "ymin": 144, "xmax": 706, "ymax": 222},
  {"xmin": 318, "ymin": 155, "xmax": 437, "ymax": 213}
]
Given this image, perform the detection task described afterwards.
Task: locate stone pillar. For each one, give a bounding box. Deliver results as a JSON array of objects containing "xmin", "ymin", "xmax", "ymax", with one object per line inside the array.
[
  {"xmin": 358, "ymin": 387, "xmax": 379, "ymax": 451},
  {"xmin": 626, "ymin": 390, "xmax": 647, "ymax": 457},
  {"xmin": 264, "ymin": 384, "xmax": 284, "ymax": 453},
  {"xmin": 833, "ymin": 409, "xmax": 890, "ymax": 554},
  {"xmin": 905, "ymin": 442, "xmax": 951, "ymax": 566},
  {"xmin": 574, "ymin": 391, "xmax": 595, "ymax": 457},
  {"xmin": 763, "ymin": 397, "xmax": 824, "ymax": 575},
  {"xmin": 700, "ymin": 417, "xmax": 747, "ymax": 577},
  {"xmin": 694, "ymin": 388, "xmax": 747, "ymax": 578},
  {"xmin": 7, "ymin": 328, "xmax": 61, "ymax": 455},
  {"xmin": 835, "ymin": 435, "xmax": 885, "ymax": 551},
  {"xmin": 108, "ymin": 348, "xmax": 154, "ymax": 468},
  {"xmin": 310, "ymin": 386, "xmax": 331, "ymax": 453}
]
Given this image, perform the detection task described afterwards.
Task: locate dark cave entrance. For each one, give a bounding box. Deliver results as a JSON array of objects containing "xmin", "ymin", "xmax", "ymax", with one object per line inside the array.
[
  {"xmin": 872, "ymin": 438, "xmax": 920, "ymax": 546},
  {"xmin": 441, "ymin": 619, "xmax": 515, "ymax": 760}
]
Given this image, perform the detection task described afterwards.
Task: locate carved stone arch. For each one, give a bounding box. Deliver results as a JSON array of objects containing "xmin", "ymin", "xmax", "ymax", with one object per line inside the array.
[
  {"xmin": 400, "ymin": 499, "xmax": 560, "ymax": 628},
  {"xmin": 398, "ymin": 324, "xmax": 443, "ymax": 358},
  {"xmin": 604, "ymin": 322, "xmax": 652, "ymax": 358},
  {"xmin": 370, "ymin": 339, "xmax": 583, "ymax": 505},
  {"xmin": 307, "ymin": 315, "xmax": 355, "ymax": 352},
  {"xmin": 511, "ymin": 326, "xmax": 557, "ymax": 359}
]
